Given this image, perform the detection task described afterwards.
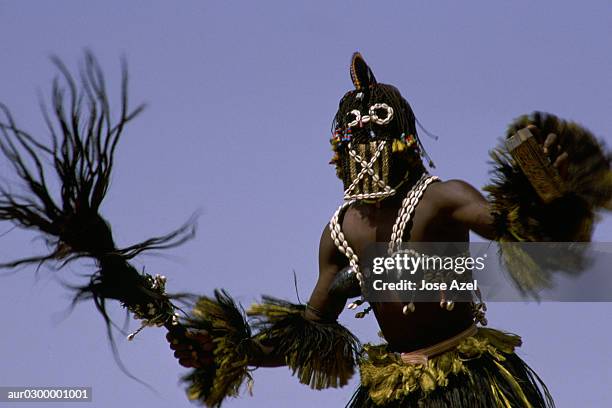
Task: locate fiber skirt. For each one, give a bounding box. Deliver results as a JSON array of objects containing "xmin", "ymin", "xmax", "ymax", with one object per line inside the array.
[{"xmin": 346, "ymin": 327, "xmax": 554, "ymax": 408}]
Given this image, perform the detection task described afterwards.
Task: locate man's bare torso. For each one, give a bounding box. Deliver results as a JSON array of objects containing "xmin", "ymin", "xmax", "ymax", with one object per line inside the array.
[{"xmin": 339, "ymin": 180, "xmax": 483, "ymax": 351}]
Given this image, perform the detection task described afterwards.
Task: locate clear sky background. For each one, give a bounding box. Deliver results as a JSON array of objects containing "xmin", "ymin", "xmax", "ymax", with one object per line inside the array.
[{"xmin": 0, "ymin": 1, "xmax": 610, "ymax": 407}]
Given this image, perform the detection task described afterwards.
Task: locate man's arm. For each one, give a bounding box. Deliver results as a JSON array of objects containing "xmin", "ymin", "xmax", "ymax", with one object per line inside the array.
[
  {"xmin": 437, "ymin": 179, "xmax": 497, "ymax": 240},
  {"xmin": 170, "ymin": 223, "xmax": 351, "ymax": 369},
  {"xmin": 304, "ymin": 223, "xmax": 350, "ymax": 321},
  {"xmin": 441, "ymin": 130, "xmax": 569, "ymax": 239},
  {"xmin": 248, "ymin": 223, "xmax": 349, "ymax": 367}
]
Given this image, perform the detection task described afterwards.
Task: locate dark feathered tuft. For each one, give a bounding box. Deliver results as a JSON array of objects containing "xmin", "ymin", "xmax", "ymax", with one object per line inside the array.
[
  {"xmin": 0, "ymin": 52, "xmax": 197, "ymax": 383},
  {"xmin": 485, "ymin": 112, "xmax": 611, "ymax": 295},
  {"xmin": 488, "ymin": 111, "xmax": 611, "ymax": 241}
]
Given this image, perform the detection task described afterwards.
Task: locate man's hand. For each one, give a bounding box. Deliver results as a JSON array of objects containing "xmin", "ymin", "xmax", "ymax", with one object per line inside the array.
[
  {"xmin": 166, "ymin": 329, "xmax": 215, "ymax": 369},
  {"xmin": 527, "ymin": 125, "xmax": 570, "ymax": 179}
]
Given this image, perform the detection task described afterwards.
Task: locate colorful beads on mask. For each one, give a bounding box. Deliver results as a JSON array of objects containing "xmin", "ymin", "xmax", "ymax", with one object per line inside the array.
[
  {"xmin": 330, "ymin": 128, "xmax": 353, "ymax": 145},
  {"xmin": 331, "ymin": 131, "xmax": 341, "ymax": 146},
  {"xmin": 391, "ymin": 133, "xmax": 420, "ymax": 156},
  {"xmin": 342, "ymin": 128, "xmax": 352, "ymax": 142},
  {"xmin": 392, "ymin": 135, "xmax": 416, "ymax": 153},
  {"xmin": 392, "ymin": 139, "xmax": 407, "ymax": 153}
]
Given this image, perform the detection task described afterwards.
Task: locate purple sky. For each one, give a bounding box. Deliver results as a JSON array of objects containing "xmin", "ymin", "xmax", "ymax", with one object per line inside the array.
[{"xmin": 0, "ymin": 1, "xmax": 611, "ymax": 407}]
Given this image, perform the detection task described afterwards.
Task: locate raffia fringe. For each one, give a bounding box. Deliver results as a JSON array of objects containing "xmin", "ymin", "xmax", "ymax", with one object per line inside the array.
[
  {"xmin": 182, "ymin": 290, "xmax": 252, "ymax": 408},
  {"xmin": 248, "ymin": 297, "xmax": 360, "ymax": 389},
  {"xmin": 359, "ymin": 327, "xmax": 525, "ymax": 406}
]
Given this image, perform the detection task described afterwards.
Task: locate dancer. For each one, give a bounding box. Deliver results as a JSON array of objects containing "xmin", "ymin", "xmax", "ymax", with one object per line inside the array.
[
  {"xmin": 170, "ymin": 53, "xmax": 611, "ymax": 407},
  {"xmin": 1, "ymin": 51, "xmax": 609, "ymax": 407}
]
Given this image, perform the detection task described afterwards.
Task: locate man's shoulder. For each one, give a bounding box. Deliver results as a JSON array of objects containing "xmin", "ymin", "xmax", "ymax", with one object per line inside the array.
[
  {"xmin": 426, "ymin": 178, "xmax": 476, "ymax": 199},
  {"xmin": 424, "ymin": 179, "xmax": 483, "ymax": 212}
]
